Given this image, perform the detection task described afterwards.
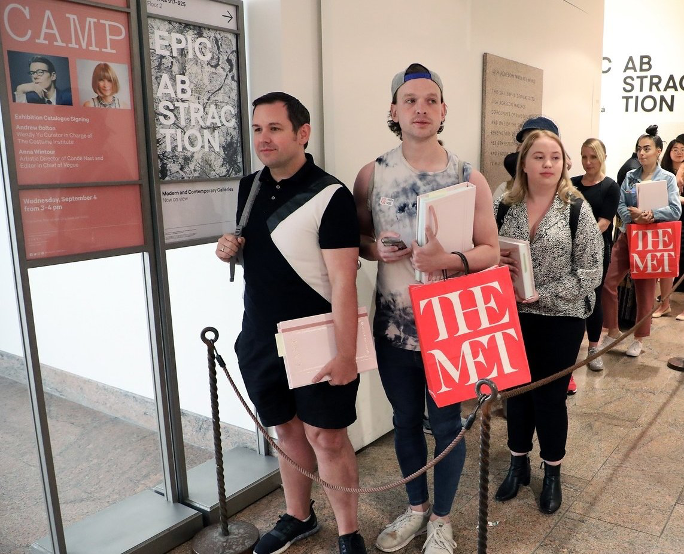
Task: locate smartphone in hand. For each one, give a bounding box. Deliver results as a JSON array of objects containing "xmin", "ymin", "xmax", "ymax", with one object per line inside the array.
[{"xmin": 381, "ymin": 237, "xmax": 408, "ymax": 250}]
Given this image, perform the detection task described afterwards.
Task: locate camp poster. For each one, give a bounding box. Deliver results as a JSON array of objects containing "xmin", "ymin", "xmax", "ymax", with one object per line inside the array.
[
  {"xmin": 1, "ymin": 0, "xmax": 139, "ymax": 185},
  {"xmin": 148, "ymin": 17, "xmax": 243, "ymax": 181}
]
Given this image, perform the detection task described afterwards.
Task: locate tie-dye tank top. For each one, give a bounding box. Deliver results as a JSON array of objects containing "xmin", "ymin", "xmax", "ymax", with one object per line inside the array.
[{"xmin": 371, "ymin": 145, "xmax": 472, "ymax": 350}]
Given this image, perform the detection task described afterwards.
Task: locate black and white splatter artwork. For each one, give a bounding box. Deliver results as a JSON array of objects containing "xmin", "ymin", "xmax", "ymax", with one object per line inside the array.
[{"xmin": 149, "ymin": 18, "xmax": 243, "ymax": 181}]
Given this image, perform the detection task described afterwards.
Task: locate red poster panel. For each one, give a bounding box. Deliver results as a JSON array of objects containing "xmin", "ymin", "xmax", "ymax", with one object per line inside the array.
[
  {"xmin": 627, "ymin": 222, "xmax": 682, "ymax": 279},
  {"xmin": 20, "ymin": 185, "xmax": 144, "ymax": 259},
  {"xmin": 1, "ymin": 0, "xmax": 139, "ymax": 185},
  {"xmin": 409, "ymin": 266, "xmax": 531, "ymax": 407}
]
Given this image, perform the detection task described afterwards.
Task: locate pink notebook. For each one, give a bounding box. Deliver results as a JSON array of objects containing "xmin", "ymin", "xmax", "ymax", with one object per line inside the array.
[{"xmin": 276, "ymin": 307, "xmax": 377, "ymax": 389}]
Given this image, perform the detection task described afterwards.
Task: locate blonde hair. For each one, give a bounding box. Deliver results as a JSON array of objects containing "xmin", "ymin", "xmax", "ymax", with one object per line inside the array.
[
  {"xmin": 502, "ymin": 129, "xmax": 583, "ymax": 205},
  {"xmin": 91, "ymin": 63, "xmax": 120, "ymax": 95},
  {"xmin": 581, "ymin": 138, "xmax": 607, "ymax": 175}
]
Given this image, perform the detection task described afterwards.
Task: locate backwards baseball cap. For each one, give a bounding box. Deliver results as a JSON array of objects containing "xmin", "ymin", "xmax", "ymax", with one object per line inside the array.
[
  {"xmin": 391, "ymin": 63, "xmax": 443, "ymax": 99},
  {"xmin": 515, "ymin": 116, "xmax": 559, "ymax": 143}
]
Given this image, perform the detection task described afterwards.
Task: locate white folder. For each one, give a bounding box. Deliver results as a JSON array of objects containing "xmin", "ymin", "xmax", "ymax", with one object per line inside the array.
[{"xmin": 637, "ymin": 180, "xmax": 668, "ymax": 211}]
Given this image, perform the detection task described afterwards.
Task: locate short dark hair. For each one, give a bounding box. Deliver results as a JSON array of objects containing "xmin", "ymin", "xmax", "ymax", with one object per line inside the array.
[
  {"xmin": 252, "ymin": 92, "xmax": 310, "ymax": 148},
  {"xmin": 252, "ymin": 92, "xmax": 309, "ymax": 132},
  {"xmin": 29, "ymin": 56, "xmax": 56, "ymax": 76},
  {"xmin": 388, "ymin": 63, "xmax": 444, "ymax": 140}
]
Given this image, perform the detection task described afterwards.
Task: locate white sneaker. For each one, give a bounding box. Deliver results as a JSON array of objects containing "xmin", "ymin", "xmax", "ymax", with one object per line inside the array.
[
  {"xmin": 599, "ymin": 335, "xmax": 617, "ymax": 349},
  {"xmin": 626, "ymin": 340, "xmax": 643, "ymax": 357},
  {"xmin": 422, "ymin": 520, "xmax": 455, "ymax": 554},
  {"xmin": 587, "ymin": 346, "xmax": 604, "ymax": 372},
  {"xmin": 376, "ymin": 507, "xmax": 430, "ymax": 552}
]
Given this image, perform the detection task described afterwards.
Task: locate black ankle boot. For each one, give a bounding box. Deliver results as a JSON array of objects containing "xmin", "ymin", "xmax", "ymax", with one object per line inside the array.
[
  {"xmin": 539, "ymin": 462, "xmax": 562, "ymax": 514},
  {"xmin": 495, "ymin": 454, "xmax": 531, "ymax": 501}
]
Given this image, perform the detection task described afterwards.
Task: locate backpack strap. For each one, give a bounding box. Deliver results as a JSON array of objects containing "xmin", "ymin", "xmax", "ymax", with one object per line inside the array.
[
  {"xmin": 569, "ymin": 197, "xmax": 583, "ymax": 242},
  {"xmin": 496, "ymin": 202, "xmax": 510, "ymax": 231}
]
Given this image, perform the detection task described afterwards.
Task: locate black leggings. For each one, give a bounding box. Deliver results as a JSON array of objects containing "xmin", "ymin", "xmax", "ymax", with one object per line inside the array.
[
  {"xmin": 585, "ymin": 241, "xmax": 611, "ymax": 343},
  {"xmin": 507, "ymin": 313, "xmax": 585, "ymax": 462}
]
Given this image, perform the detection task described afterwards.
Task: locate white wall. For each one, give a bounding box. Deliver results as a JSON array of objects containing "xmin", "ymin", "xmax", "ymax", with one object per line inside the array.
[
  {"xmin": 320, "ymin": 0, "xmax": 604, "ymax": 192},
  {"xmin": 601, "ymin": 0, "xmax": 684, "ymax": 180},
  {"xmin": 0, "ymin": 0, "xmax": 607, "ymax": 441}
]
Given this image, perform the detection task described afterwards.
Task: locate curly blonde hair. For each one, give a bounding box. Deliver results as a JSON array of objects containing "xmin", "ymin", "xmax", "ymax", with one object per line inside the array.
[{"xmin": 502, "ymin": 129, "xmax": 583, "ymax": 206}]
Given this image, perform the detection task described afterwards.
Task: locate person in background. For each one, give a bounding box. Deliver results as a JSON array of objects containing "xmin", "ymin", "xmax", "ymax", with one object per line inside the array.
[
  {"xmin": 652, "ymin": 134, "xmax": 684, "ymax": 320},
  {"xmin": 354, "ymin": 63, "xmax": 499, "ymax": 554},
  {"xmin": 616, "ymin": 142, "xmax": 640, "ymax": 189},
  {"xmin": 494, "ymin": 116, "xmax": 564, "ymax": 201},
  {"xmin": 601, "ymin": 125, "xmax": 682, "ymax": 355},
  {"xmin": 492, "ymin": 152, "xmax": 519, "ymax": 201},
  {"xmin": 571, "ymin": 139, "xmax": 619, "ymax": 371},
  {"xmin": 494, "ymin": 130, "xmax": 602, "ymax": 515}
]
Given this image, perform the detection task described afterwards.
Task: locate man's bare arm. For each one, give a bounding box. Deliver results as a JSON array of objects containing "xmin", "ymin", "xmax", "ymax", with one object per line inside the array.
[
  {"xmin": 311, "ymin": 247, "xmax": 359, "ymax": 385},
  {"xmin": 353, "ymin": 161, "xmax": 412, "ymax": 264}
]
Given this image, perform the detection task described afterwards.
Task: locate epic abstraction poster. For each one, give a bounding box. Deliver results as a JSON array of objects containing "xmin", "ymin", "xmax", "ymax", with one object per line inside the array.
[{"xmin": 149, "ymin": 17, "xmax": 243, "ymax": 181}]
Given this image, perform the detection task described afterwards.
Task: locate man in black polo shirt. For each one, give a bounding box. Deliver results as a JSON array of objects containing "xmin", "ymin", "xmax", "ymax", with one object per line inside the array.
[{"xmin": 216, "ymin": 92, "xmax": 366, "ymax": 554}]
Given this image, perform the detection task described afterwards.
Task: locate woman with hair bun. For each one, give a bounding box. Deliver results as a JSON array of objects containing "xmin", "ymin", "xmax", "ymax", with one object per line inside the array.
[
  {"xmin": 600, "ymin": 125, "xmax": 682, "ymax": 355},
  {"xmin": 653, "ymin": 134, "xmax": 684, "ymax": 319},
  {"xmin": 571, "ymin": 139, "xmax": 619, "ymax": 371}
]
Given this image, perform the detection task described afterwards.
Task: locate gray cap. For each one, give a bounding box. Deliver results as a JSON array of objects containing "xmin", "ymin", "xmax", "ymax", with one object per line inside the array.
[{"xmin": 391, "ymin": 63, "xmax": 443, "ymax": 99}]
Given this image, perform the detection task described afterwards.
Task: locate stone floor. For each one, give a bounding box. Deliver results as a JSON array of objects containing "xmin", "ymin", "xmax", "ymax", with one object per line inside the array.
[{"xmin": 2, "ymin": 294, "xmax": 684, "ymax": 554}]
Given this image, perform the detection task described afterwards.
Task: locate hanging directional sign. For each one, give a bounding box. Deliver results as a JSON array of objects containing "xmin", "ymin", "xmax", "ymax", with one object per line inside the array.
[{"xmin": 146, "ymin": 0, "xmax": 238, "ymax": 31}]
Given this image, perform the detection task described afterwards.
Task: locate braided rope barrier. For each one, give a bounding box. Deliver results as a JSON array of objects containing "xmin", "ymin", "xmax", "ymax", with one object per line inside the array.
[{"xmin": 214, "ymin": 272, "xmax": 684, "ymax": 494}]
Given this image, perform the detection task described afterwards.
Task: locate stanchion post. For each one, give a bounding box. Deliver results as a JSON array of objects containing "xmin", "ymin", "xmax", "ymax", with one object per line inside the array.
[
  {"xmin": 475, "ymin": 379, "xmax": 498, "ymax": 554},
  {"xmin": 191, "ymin": 327, "xmax": 259, "ymax": 554}
]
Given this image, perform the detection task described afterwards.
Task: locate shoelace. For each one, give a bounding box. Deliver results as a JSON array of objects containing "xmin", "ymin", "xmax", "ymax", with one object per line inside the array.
[
  {"xmin": 384, "ymin": 508, "xmax": 424, "ymax": 531},
  {"xmin": 422, "ymin": 523, "xmax": 455, "ymax": 553}
]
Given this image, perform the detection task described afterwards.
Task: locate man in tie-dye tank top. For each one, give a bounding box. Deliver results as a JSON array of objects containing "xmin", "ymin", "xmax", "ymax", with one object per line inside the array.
[{"xmin": 353, "ymin": 63, "xmax": 499, "ymax": 554}]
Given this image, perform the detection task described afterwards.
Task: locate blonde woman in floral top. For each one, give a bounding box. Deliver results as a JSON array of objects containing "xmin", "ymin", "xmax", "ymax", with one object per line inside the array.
[{"xmin": 493, "ymin": 130, "xmax": 602, "ymax": 515}]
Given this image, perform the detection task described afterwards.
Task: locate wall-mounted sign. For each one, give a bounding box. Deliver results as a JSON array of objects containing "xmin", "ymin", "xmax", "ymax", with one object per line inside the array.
[
  {"xmin": 1, "ymin": 0, "xmax": 139, "ymax": 186},
  {"xmin": 161, "ymin": 180, "xmax": 238, "ymax": 244},
  {"xmin": 147, "ymin": 0, "xmax": 238, "ymax": 31},
  {"xmin": 480, "ymin": 53, "xmax": 543, "ymax": 191},
  {"xmin": 19, "ymin": 185, "xmax": 144, "ymax": 260}
]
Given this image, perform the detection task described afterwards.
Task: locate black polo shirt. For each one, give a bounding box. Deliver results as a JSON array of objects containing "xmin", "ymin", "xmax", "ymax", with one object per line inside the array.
[{"xmin": 236, "ymin": 155, "xmax": 359, "ymax": 331}]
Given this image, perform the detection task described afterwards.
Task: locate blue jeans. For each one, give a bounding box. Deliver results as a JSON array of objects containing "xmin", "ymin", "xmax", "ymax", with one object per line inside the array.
[{"xmin": 376, "ymin": 339, "xmax": 465, "ymax": 517}]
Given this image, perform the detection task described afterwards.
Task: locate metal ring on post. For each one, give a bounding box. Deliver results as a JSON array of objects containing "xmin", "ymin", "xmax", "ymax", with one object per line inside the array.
[
  {"xmin": 475, "ymin": 379, "xmax": 498, "ymax": 554},
  {"xmin": 192, "ymin": 327, "xmax": 259, "ymax": 554}
]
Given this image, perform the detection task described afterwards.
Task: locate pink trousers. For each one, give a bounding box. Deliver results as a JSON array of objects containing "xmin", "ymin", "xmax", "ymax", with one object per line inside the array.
[{"xmin": 602, "ymin": 233, "xmax": 656, "ymax": 339}]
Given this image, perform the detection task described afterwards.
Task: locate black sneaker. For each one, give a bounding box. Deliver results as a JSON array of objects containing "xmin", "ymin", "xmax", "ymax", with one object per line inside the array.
[
  {"xmin": 254, "ymin": 501, "xmax": 320, "ymax": 554},
  {"xmin": 338, "ymin": 532, "xmax": 367, "ymax": 554}
]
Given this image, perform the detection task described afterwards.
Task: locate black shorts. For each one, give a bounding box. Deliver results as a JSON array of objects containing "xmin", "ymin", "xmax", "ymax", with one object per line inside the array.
[{"xmin": 235, "ymin": 326, "xmax": 359, "ymax": 429}]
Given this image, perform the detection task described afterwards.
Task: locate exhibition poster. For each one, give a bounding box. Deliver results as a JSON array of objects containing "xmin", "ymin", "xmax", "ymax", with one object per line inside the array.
[
  {"xmin": 2, "ymin": 0, "xmax": 139, "ymax": 185},
  {"xmin": 0, "ymin": 0, "xmax": 145, "ymax": 260},
  {"xmin": 148, "ymin": 12, "xmax": 243, "ymax": 244}
]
